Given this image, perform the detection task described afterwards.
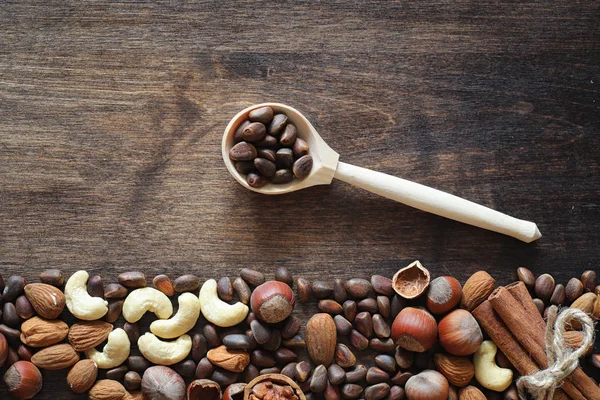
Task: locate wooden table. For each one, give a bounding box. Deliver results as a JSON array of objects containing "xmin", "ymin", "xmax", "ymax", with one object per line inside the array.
[{"xmin": 1, "ymin": 1, "xmax": 598, "ymax": 398}]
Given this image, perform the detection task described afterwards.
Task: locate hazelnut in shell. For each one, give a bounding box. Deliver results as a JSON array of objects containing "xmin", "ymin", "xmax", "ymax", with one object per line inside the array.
[
  {"xmin": 3, "ymin": 360, "xmax": 43, "ymax": 399},
  {"xmin": 425, "ymin": 276, "xmax": 462, "ymax": 315},
  {"xmin": 405, "ymin": 370, "xmax": 449, "ymax": 400},
  {"xmin": 392, "ymin": 261, "xmax": 430, "ymax": 299},
  {"xmin": 251, "ymin": 281, "xmax": 296, "ymax": 324},
  {"xmin": 438, "ymin": 309, "xmax": 482, "ymax": 356},
  {"xmin": 391, "ymin": 307, "xmax": 437, "ymax": 353}
]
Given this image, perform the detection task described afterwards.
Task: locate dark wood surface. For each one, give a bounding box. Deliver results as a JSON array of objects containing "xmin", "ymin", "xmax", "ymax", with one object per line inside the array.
[{"xmin": 1, "ymin": 1, "xmax": 598, "ymax": 398}]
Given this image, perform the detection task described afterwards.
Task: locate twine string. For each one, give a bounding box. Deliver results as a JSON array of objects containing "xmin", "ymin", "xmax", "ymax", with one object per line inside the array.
[{"xmin": 517, "ymin": 306, "xmax": 595, "ymax": 400}]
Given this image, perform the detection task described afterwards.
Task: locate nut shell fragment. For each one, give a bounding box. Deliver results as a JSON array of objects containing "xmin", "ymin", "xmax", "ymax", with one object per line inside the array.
[{"xmin": 392, "ymin": 261, "xmax": 430, "ymax": 299}]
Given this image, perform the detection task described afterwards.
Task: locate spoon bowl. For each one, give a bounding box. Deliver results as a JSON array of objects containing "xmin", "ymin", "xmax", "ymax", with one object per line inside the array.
[
  {"xmin": 222, "ymin": 103, "xmax": 339, "ymax": 194},
  {"xmin": 222, "ymin": 103, "xmax": 541, "ymax": 243}
]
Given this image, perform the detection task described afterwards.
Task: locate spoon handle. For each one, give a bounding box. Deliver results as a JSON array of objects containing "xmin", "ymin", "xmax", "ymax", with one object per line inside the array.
[{"xmin": 333, "ymin": 161, "xmax": 541, "ymax": 243}]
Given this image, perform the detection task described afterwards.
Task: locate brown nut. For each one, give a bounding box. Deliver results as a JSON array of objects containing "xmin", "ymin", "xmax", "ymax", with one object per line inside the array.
[
  {"xmin": 174, "ymin": 274, "xmax": 201, "ymax": 293},
  {"xmin": 20, "ymin": 317, "xmax": 69, "ymax": 348},
  {"xmin": 153, "ymin": 274, "xmax": 175, "ymax": 296},
  {"xmin": 565, "ymin": 278, "xmax": 584, "ymax": 304},
  {"xmin": 31, "ymin": 343, "xmax": 79, "ymax": 370},
  {"xmin": 3, "ymin": 361, "xmax": 43, "ymax": 399},
  {"xmin": 460, "ymin": 271, "xmax": 495, "ymax": 311},
  {"xmin": 23, "ymin": 283, "xmax": 66, "ymax": 319},
  {"xmin": 305, "ymin": 313, "xmax": 336, "ymax": 367},
  {"xmin": 405, "ymin": 370, "xmax": 449, "ymax": 400},
  {"xmin": 391, "ymin": 307, "xmax": 437, "ymax": 353},
  {"xmin": 534, "ymin": 274, "xmax": 555, "ymax": 303},
  {"xmin": 296, "ymin": 278, "xmax": 311, "ymax": 303},
  {"xmin": 67, "ymin": 359, "xmax": 98, "ymax": 393},
  {"xmin": 118, "ymin": 271, "xmax": 147, "ymax": 288},
  {"xmin": 207, "ymin": 345, "xmax": 250, "ymax": 373},
  {"xmin": 392, "ymin": 261, "xmax": 430, "ymax": 299},
  {"xmin": 438, "ymin": 309, "xmax": 482, "ymax": 356},
  {"xmin": 516, "ymin": 267, "xmax": 535, "ymax": 290},
  {"xmin": 251, "ymin": 281, "xmax": 295, "ymax": 323},
  {"xmin": 249, "ymin": 106, "xmax": 274, "ymax": 124},
  {"xmin": 240, "ymin": 268, "xmax": 265, "ymax": 287},
  {"xmin": 581, "ymin": 270, "xmax": 597, "ymax": 293},
  {"xmin": 433, "ymin": 353, "xmax": 474, "ymax": 387},
  {"xmin": 39, "ymin": 269, "xmax": 64, "ymax": 287},
  {"xmin": 426, "ymin": 276, "xmax": 462, "ymax": 315},
  {"xmin": 89, "ymin": 379, "xmax": 128, "ymax": 400}
]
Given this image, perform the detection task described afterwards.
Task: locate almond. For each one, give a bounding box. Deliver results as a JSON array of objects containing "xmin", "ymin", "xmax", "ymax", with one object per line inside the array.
[
  {"xmin": 207, "ymin": 345, "xmax": 250, "ymax": 372},
  {"xmin": 433, "ymin": 353, "xmax": 474, "ymax": 387},
  {"xmin": 563, "ymin": 330, "xmax": 593, "ymax": 355},
  {"xmin": 68, "ymin": 321, "xmax": 113, "ymax": 351},
  {"xmin": 67, "ymin": 359, "xmax": 98, "ymax": 393},
  {"xmin": 89, "ymin": 379, "xmax": 129, "ymax": 400},
  {"xmin": 460, "ymin": 271, "xmax": 495, "ymax": 311},
  {"xmin": 570, "ymin": 293, "xmax": 599, "ymax": 328},
  {"xmin": 24, "ymin": 283, "xmax": 66, "ymax": 319},
  {"xmin": 305, "ymin": 313, "xmax": 337, "ymax": 366},
  {"xmin": 20, "ymin": 316, "xmax": 69, "ymax": 347},
  {"xmin": 31, "ymin": 343, "xmax": 79, "ymax": 370},
  {"xmin": 458, "ymin": 385, "xmax": 486, "ymax": 400}
]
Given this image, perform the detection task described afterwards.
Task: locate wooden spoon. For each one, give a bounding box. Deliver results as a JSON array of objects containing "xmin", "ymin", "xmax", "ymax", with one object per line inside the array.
[{"xmin": 222, "ymin": 103, "xmax": 541, "ymax": 243}]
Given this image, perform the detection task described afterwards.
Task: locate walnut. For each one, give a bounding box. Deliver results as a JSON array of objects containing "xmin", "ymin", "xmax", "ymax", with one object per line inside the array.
[{"xmin": 244, "ymin": 374, "xmax": 305, "ymax": 400}]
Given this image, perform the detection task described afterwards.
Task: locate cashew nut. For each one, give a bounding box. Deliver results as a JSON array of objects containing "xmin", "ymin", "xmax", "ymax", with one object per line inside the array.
[
  {"xmin": 85, "ymin": 328, "xmax": 130, "ymax": 369},
  {"xmin": 122, "ymin": 287, "xmax": 173, "ymax": 323},
  {"xmin": 150, "ymin": 292, "xmax": 201, "ymax": 339},
  {"xmin": 137, "ymin": 333, "xmax": 191, "ymax": 365},
  {"xmin": 473, "ymin": 340, "xmax": 513, "ymax": 391},
  {"xmin": 199, "ymin": 279, "xmax": 249, "ymax": 327},
  {"xmin": 65, "ymin": 270, "xmax": 109, "ymax": 320}
]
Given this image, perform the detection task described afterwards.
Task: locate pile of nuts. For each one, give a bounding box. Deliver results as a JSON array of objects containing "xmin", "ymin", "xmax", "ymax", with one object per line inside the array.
[
  {"xmin": 228, "ymin": 106, "xmax": 313, "ymax": 188},
  {"xmin": 0, "ymin": 264, "xmax": 598, "ymax": 400}
]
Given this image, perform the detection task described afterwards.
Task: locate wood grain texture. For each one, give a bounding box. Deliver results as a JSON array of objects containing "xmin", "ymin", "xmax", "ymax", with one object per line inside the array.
[{"xmin": 0, "ymin": 0, "xmax": 598, "ymax": 398}]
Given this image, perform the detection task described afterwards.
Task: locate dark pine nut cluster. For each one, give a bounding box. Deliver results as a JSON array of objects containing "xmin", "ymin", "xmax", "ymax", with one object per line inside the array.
[{"xmin": 229, "ymin": 106, "xmax": 313, "ymax": 188}]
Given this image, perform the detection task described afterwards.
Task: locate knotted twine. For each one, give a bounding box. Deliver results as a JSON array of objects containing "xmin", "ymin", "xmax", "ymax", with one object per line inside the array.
[{"xmin": 517, "ymin": 305, "xmax": 595, "ymax": 400}]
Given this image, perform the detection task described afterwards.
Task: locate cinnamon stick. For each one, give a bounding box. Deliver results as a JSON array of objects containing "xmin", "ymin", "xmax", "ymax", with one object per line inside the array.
[
  {"xmin": 489, "ymin": 286, "xmax": 600, "ymax": 400},
  {"xmin": 473, "ymin": 301, "xmax": 572, "ymax": 400},
  {"xmin": 506, "ymin": 282, "xmax": 546, "ymax": 332},
  {"xmin": 506, "ymin": 282, "xmax": 600, "ymax": 400}
]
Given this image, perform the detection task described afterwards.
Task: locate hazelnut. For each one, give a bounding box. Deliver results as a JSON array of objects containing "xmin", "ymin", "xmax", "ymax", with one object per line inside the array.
[
  {"xmin": 391, "ymin": 307, "xmax": 437, "ymax": 352},
  {"xmin": 187, "ymin": 379, "xmax": 222, "ymax": 400},
  {"xmin": 251, "ymin": 281, "xmax": 295, "ymax": 323},
  {"xmin": 405, "ymin": 370, "xmax": 449, "ymax": 400},
  {"xmin": 425, "ymin": 276, "xmax": 462, "ymax": 315},
  {"xmin": 3, "ymin": 360, "xmax": 43, "ymax": 399},
  {"xmin": 438, "ymin": 309, "xmax": 482, "ymax": 356},
  {"xmin": 142, "ymin": 366, "xmax": 186, "ymax": 400},
  {"xmin": 392, "ymin": 261, "xmax": 430, "ymax": 299}
]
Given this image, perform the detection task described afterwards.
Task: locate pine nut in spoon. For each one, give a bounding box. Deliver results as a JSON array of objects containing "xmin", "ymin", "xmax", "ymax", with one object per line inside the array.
[{"xmin": 222, "ymin": 103, "xmax": 542, "ymax": 243}]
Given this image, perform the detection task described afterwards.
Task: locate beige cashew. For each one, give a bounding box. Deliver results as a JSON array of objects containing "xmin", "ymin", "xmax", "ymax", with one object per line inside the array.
[
  {"xmin": 473, "ymin": 340, "xmax": 513, "ymax": 391},
  {"xmin": 199, "ymin": 279, "xmax": 249, "ymax": 327},
  {"xmin": 137, "ymin": 333, "xmax": 191, "ymax": 365},
  {"xmin": 122, "ymin": 287, "xmax": 173, "ymax": 323},
  {"xmin": 150, "ymin": 292, "xmax": 201, "ymax": 339},
  {"xmin": 65, "ymin": 271, "xmax": 109, "ymax": 320},
  {"xmin": 85, "ymin": 328, "xmax": 130, "ymax": 369}
]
